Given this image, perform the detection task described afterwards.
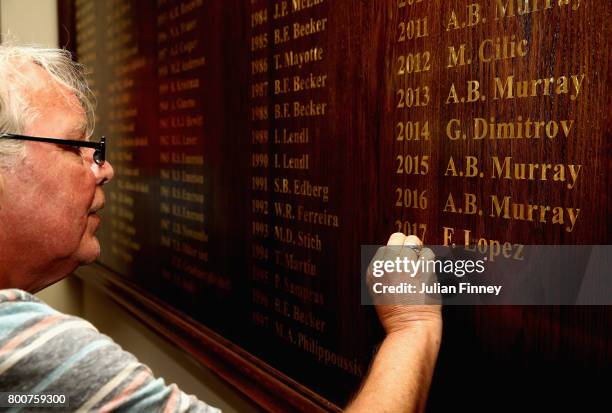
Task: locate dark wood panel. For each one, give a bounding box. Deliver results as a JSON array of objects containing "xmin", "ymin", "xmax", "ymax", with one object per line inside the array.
[
  {"xmin": 57, "ymin": 0, "xmax": 76, "ymax": 55},
  {"xmin": 61, "ymin": 1, "xmax": 611, "ymax": 411},
  {"xmin": 75, "ymin": 264, "xmax": 340, "ymax": 413}
]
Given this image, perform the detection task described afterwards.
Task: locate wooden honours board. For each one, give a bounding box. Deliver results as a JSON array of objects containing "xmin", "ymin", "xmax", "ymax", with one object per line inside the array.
[{"xmin": 60, "ymin": 0, "xmax": 610, "ymax": 411}]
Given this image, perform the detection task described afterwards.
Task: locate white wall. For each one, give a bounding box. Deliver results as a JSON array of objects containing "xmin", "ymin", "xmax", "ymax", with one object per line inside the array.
[
  {"xmin": 1, "ymin": 2, "xmax": 261, "ymax": 411},
  {"xmin": 0, "ymin": 0, "xmax": 58, "ymax": 47}
]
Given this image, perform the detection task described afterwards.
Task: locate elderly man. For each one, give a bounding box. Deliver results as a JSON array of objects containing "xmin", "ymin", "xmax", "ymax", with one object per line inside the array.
[{"xmin": 0, "ymin": 45, "xmax": 441, "ymax": 412}]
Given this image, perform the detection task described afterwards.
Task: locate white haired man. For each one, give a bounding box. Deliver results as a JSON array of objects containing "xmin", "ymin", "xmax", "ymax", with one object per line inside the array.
[{"xmin": 0, "ymin": 45, "xmax": 441, "ymax": 412}]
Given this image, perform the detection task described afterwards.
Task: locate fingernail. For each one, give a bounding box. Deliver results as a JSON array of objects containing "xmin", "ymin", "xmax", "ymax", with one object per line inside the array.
[
  {"xmin": 404, "ymin": 235, "xmax": 423, "ymax": 246},
  {"xmin": 388, "ymin": 232, "xmax": 406, "ymax": 246}
]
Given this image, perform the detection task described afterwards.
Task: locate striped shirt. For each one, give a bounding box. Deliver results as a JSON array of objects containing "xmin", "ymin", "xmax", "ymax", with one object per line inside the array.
[{"xmin": 0, "ymin": 289, "xmax": 221, "ymax": 412}]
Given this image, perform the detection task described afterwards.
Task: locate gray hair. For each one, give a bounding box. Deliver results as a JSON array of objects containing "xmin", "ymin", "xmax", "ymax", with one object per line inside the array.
[{"xmin": 0, "ymin": 44, "xmax": 95, "ymax": 168}]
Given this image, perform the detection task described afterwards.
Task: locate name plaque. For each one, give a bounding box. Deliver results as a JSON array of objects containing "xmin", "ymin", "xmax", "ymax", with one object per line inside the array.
[{"xmin": 59, "ymin": 0, "xmax": 610, "ymax": 411}]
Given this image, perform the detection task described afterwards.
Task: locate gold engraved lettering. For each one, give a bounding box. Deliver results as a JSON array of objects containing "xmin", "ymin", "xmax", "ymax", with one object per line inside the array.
[
  {"xmin": 493, "ymin": 73, "xmax": 585, "ymax": 101},
  {"xmin": 108, "ymin": 45, "xmax": 139, "ymax": 64},
  {"xmin": 111, "ymin": 225, "xmax": 135, "ymax": 242},
  {"xmin": 292, "ymin": 100, "xmax": 327, "ymax": 117},
  {"xmin": 274, "ymin": 250, "xmax": 317, "ymax": 276},
  {"xmin": 274, "ymin": 26, "xmax": 291, "ymax": 45},
  {"xmin": 169, "ymin": 39, "xmax": 198, "ymax": 57},
  {"xmin": 110, "ymin": 192, "xmax": 134, "ymax": 207},
  {"xmin": 115, "ymin": 57, "xmax": 146, "ymax": 76},
  {"xmin": 169, "ymin": 78, "xmax": 200, "ymax": 93},
  {"xmin": 274, "ymin": 78, "xmax": 291, "ymax": 95},
  {"xmin": 293, "ymin": 73, "xmax": 327, "ymax": 91},
  {"xmin": 292, "ymin": 0, "xmax": 325, "ymax": 13},
  {"xmin": 292, "ymin": 304, "xmax": 326, "ymax": 331},
  {"xmin": 274, "ymin": 202, "xmax": 294, "ymax": 219},
  {"xmin": 447, "ymin": 44, "xmax": 469, "ymax": 68},
  {"xmin": 443, "ymin": 192, "xmax": 479, "ymax": 215},
  {"xmin": 452, "ymin": 229, "xmax": 526, "ymax": 262},
  {"xmin": 272, "ymin": 202, "xmax": 340, "ymax": 227},
  {"xmin": 446, "ymin": 3, "xmax": 482, "ymax": 31},
  {"xmin": 111, "ymin": 232, "xmax": 141, "ymax": 252},
  {"xmin": 110, "ymin": 108, "xmax": 138, "ymax": 120},
  {"xmin": 274, "ymin": 153, "xmax": 309, "ymax": 170},
  {"xmin": 109, "ymin": 92, "xmax": 132, "ymax": 105},
  {"xmin": 495, "ymin": 0, "xmax": 580, "ymax": 20},
  {"xmin": 490, "ymin": 195, "xmax": 580, "ymax": 232},
  {"xmin": 109, "ymin": 32, "xmax": 133, "ymax": 48},
  {"xmin": 117, "ymin": 179, "xmax": 150, "ymax": 194},
  {"xmin": 274, "ymin": 2, "xmax": 290, "ymax": 19},
  {"xmin": 171, "ymin": 262, "xmax": 228, "ymax": 290},
  {"xmin": 275, "ymin": 103, "xmax": 291, "ymax": 119},
  {"xmin": 181, "ymin": 171, "xmax": 204, "ymax": 184},
  {"xmin": 172, "ymin": 240, "xmax": 208, "ymax": 262},
  {"xmin": 275, "ymin": 274, "xmax": 325, "ymax": 305},
  {"xmin": 274, "ymin": 127, "xmax": 310, "ymax": 144},
  {"xmin": 159, "ymin": 114, "xmax": 203, "ymax": 128},
  {"xmin": 161, "ymin": 186, "xmax": 205, "ymax": 203},
  {"xmin": 296, "ymin": 231, "xmax": 322, "ymax": 251},
  {"xmin": 293, "ymin": 17, "xmax": 328, "ymax": 40},
  {"xmin": 160, "ymin": 170, "xmax": 204, "ymax": 184},
  {"xmin": 171, "ymin": 222, "xmax": 209, "ymax": 242},
  {"xmin": 109, "ymin": 122, "xmax": 135, "ymax": 133},
  {"xmin": 296, "ymin": 333, "xmax": 364, "ymax": 377},
  {"xmin": 274, "ymin": 226, "xmax": 322, "ymax": 251},
  {"xmin": 294, "ymin": 179, "xmax": 329, "ymax": 202},
  {"xmin": 475, "ymin": 117, "xmax": 574, "ymax": 140},
  {"xmin": 107, "ymin": 18, "xmax": 131, "ymax": 37},
  {"xmin": 447, "ymin": 117, "xmax": 575, "ymax": 140},
  {"xmin": 170, "ymin": 204, "xmax": 205, "ymax": 223},
  {"xmin": 161, "ymin": 270, "xmax": 196, "ymax": 294},
  {"xmin": 176, "ymin": 98, "xmax": 196, "ymax": 109},
  {"xmin": 170, "ymin": 152, "xmax": 204, "ymax": 165},
  {"xmin": 171, "ymin": 56, "xmax": 205, "ymax": 74},
  {"xmin": 479, "ymin": 36, "xmax": 528, "ymax": 62},
  {"xmin": 274, "ymin": 47, "xmax": 324, "ymax": 70},
  {"xmin": 490, "ymin": 157, "xmax": 582, "ymax": 189},
  {"xmin": 442, "ymin": 226, "xmax": 456, "ymax": 246},
  {"xmin": 446, "ymin": 81, "xmax": 481, "ymax": 104},
  {"xmin": 112, "ymin": 206, "xmax": 135, "ymax": 223},
  {"xmin": 168, "ymin": 0, "xmax": 203, "ymax": 21},
  {"xmin": 274, "ymin": 178, "xmax": 291, "ymax": 195},
  {"xmin": 109, "ymin": 78, "xmax": 135, "ymax": 92},
  {"xmin": 444, "ymin": 156, "xmax": 480, "ymax": 178},
  {"xmin": 252, "ymin": 129, "xmax": 269, "ymax": 144},
  {"xmin": 160, "ymin": 134, "xmax": 198, "ymax": 146},
  {"xmin": 116, "ymin": 166, "xmax": 140, "ymax": 177},
  {"xmin": 297, "ymin": 205, "xmax": 339, "ymax": 227},
  {"xmin": 180, "ymin": 19, "xmax": 198, "ymax": 35},
  {"xmin": 274, "ymin": 225, "xmax": 294, "ymax": 244},
  {"xmin": 111, "ymin": 151, "xmax": 133, "ymax": 162},
  {"xmin": 252, "ymin": 311, "xmax": 269, "ymax": 328},
  {"xmin": 274, "ymin": 101, "xmax": 327, "ymax": 118}
]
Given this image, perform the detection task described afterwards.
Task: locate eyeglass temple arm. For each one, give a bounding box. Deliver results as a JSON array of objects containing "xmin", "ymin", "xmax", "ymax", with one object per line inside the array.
[{"xmin": 0, "ymin": 133, "xmax": 102, "ymax": 150}]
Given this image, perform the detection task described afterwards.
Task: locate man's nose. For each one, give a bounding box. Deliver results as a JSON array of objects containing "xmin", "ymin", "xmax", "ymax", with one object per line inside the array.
[{"xmin": 91, "ymin": 159, "xmax": 115, "ymax": 185}]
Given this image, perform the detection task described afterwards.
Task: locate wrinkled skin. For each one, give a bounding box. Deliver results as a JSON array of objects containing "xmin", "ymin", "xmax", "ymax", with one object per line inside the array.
[{"xmin": 0, "ymin": 63, "xmax": 114, "ymax": 292}]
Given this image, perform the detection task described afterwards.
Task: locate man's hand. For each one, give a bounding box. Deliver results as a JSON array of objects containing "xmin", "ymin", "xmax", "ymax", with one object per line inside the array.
[
  {"xmin": 373, "ymin": 233, "xmax": 442, "ymax": 336},
  {"xmin": 347, "ymin": 233, "xmax": 442, "ymax": 413}
]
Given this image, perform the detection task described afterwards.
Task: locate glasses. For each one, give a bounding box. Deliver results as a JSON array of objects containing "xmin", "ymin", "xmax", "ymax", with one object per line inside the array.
[{"xmin": 0, "ymin": 133, "xmax": 106, "ymax": 165}]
